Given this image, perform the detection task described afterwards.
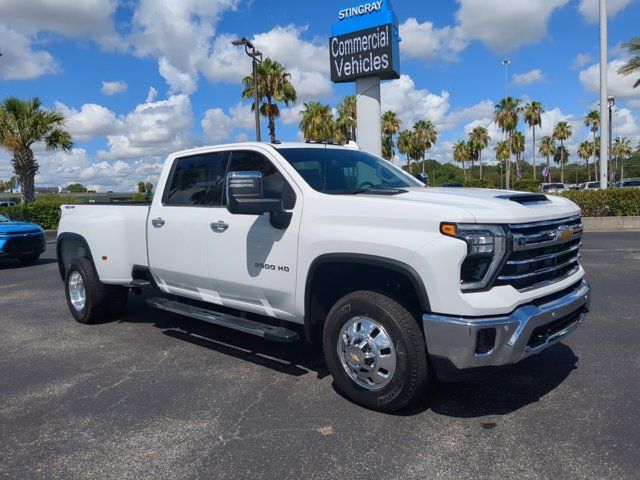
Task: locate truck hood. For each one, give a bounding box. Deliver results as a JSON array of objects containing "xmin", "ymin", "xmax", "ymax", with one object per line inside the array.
[
  {"xmin": 0, "ymin": 221, "xmax": 43, "ymax": 233},
  {"xmin": 395, "ymin": 187, "xmax": 580, "ymax": 223}
]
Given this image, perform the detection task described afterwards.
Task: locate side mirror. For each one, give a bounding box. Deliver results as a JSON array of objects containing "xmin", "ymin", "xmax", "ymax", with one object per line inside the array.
[{"xmin": 226, "ymin": 171, "xmax": 283, "ymax": 215}]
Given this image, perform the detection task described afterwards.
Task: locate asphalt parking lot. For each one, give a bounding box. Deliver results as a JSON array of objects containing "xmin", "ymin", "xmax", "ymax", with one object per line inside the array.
[{"xmin": 1, "ymin": 232, "xmax": 639, "ymax": 479}]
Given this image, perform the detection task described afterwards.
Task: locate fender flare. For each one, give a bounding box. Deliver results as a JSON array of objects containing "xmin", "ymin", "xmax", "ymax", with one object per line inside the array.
[
  {"xmin": 303, "ymin": 253, "xmax": 431, "ymax": 342},
  {"xmin": 56, "ymin": 232, "xmax": 97, "ymax": 281}
]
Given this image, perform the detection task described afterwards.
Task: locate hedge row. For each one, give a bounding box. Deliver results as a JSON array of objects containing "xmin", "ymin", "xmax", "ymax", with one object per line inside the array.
[
  {"xmin": 464, "ymin": 179, "xmax": 496, "ymax": 188},
  {"xmin": 0, "ymin": 202, "xmax": 62, "ymax": 230},
  {"xmin": 561, "ymin": 188, "xmax": 640, "ymax": 217}
]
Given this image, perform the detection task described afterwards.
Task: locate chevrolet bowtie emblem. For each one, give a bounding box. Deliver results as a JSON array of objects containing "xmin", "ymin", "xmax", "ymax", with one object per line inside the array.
[
  {"xmin": 558, "ymin": 228, "xmax": 572, "ymax": 242},
  {"xmin": 350, "ymin": 353, "xmax": 359, "ymax": 362}
]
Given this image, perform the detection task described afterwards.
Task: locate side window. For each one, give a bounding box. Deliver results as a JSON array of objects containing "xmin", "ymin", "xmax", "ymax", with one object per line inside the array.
[
  {"xmin": 164, "ymin": 152, "xmax": 230, "ymax": 206},
  {"xmin": 227, "ymin": 151, "xmax": 296, "ymax": 209}
]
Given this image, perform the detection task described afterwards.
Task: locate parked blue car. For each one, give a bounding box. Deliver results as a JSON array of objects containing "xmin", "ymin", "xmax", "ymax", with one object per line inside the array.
[{"xmin": 0, "ymin": 213, "xmax": 46, "ymax": 265}]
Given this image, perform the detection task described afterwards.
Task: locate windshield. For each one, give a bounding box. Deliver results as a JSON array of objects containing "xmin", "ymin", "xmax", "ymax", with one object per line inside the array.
[
  {"xmin": 277, "ymin": 147, "xmax": 422, "ymax": 194},
  {"xmin": 0, "ymin": 214, "xmax": 9, "ymax": 222}
]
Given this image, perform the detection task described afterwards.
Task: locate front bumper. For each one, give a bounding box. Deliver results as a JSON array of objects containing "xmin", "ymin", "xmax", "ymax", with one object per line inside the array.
[
  {"xmin": 0, "ymin": 232, "xmax": 46, "ymax": 258},
  {"xmin": 423, "ymin": 280, "xmax": 589, "ymax": 381}
]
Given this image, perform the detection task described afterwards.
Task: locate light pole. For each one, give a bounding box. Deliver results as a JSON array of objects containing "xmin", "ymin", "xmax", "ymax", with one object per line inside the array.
[
  {"xmin": 607, "ymin": 96, "xmax": 615, "ymax": 181},
  {"xmin": 231, "ymin": 38, "xmax": 262, "ymax": 142},
  {"xmin": 501, "ymin": 59, "xmax": 511, "ymax": 98},
  {"xmin": 599, "ymin": 0, "xmax": 608, "ymax": 189}
]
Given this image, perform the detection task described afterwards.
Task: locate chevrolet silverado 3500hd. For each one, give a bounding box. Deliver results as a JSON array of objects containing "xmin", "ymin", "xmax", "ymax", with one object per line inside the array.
[{"xmin": 57, "ymin": 142, "xmax": 590, "ymax": 411}]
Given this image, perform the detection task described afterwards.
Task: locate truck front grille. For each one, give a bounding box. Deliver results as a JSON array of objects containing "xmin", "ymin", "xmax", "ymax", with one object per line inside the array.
[{"xmin": 496, "ymin": 215, "xmax": 583, "ymax": 291}]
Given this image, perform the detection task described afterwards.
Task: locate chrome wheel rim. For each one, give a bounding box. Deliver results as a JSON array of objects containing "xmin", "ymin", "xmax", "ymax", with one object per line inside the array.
[
  {"xmin": 68, "ymin": 271, "xmax": 86, "ymax": 311},
  {"xmin": 337, "ymin": 316, "xmax": 396, "ymax": 390}
]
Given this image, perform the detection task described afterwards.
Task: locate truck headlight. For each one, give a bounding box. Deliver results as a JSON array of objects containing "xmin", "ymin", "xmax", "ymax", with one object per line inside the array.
[{"xmin": 440, "ymin": 223, "xmax": 507, "ymax": 291}]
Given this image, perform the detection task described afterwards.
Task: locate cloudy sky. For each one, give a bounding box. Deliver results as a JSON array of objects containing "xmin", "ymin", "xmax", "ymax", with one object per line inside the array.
[{"xmin": 0, "ymin": 0, "xmax": 638, "ymax": 191}]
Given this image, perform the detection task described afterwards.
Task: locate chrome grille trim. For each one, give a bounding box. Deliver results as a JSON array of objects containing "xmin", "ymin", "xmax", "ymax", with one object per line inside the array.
[
  {"xmin": 497, "ymin": 215, "xmax": 583, "ymax": 291},
  {"xmin": 506, "ymin": 242, "xmax": 582, "ymax": 265},
  {"xmin": 498, "ymin": 254, "xmax": 581, "ymax": 281}
]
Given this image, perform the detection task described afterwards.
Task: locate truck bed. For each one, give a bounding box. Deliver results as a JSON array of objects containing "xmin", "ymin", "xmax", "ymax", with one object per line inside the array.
[{"xmin": 58, "ymin": 203, "xmax": 151, "ymax": 283}]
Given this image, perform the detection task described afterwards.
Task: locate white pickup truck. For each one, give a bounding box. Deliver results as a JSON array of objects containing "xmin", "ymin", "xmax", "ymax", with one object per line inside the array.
[{"xmin": 57, "ymin": 142, "xmax": 590, "ymax": 411}]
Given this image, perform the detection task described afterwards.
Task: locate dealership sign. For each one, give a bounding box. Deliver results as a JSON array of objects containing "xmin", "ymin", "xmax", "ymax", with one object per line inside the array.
[{"xmin": 330, "ymin": 0, "xmax": 400, "ymax": 83}]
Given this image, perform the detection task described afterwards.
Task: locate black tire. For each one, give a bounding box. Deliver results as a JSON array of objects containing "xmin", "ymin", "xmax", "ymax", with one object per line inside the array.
[
  {"xmin": 64, "ymin": 257, "xmax": 108, "ymax": 324},
  {"xmin": 323, "ymin": 291, "xmax": 429, "ymax": 412},
  {"xmin": 18, "ymin": 254, "xmax": 40, "ymax": 265},
  {"xmin": 106, "ymin": 285, "xmax": 129, "ymax": 317}
]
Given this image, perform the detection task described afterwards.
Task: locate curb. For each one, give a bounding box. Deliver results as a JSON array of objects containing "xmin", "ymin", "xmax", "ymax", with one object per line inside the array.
[{"xmin": 582, "ymin": 216, "xmax": 640, "ymax": 232}]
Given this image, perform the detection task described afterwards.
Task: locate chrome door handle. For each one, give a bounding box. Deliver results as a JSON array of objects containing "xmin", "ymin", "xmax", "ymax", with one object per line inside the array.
[
  {"xmin": 210, "ymin": 221, "xmax": 229, "ymax": 233},
  {"xmin": 152, "ymin": 218, "xmax": 165, "ymax": 228}
]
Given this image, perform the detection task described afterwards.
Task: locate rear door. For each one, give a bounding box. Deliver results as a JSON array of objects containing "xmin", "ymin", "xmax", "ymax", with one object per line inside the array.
[
  {"xmin": 205, "ymin": 148, "xmax": 302, "ymax": 319},
  {"xmin": 148, "ymin": 150, "xmax": 230, "ymax": 298}
]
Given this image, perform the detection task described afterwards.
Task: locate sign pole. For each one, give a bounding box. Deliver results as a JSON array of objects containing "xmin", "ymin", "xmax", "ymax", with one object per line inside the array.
[
  {"xmin": 356, "ymin": 77, "xmax": 382, "ymax": 157},
  {"xmin": 599, "ymin": 0, "xmax": 608, "ymax": 189}
]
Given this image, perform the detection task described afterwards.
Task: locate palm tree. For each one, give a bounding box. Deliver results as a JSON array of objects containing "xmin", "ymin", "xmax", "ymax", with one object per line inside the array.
[
  {"xmin": 495, "ymin": 97, "xmax": 521, "ymax": 189},
  {"xmin": 381, "ymin": 111, "xmax": 402, "ymax": 161},
  {"xmin": 299, "ymin": 102, "xmax": 334, "ymax": 142},
  {"xmin": 584, "ymin": 109, "xmax": 600, "ymax": 180},
  {"xmin": 412, "ymin": 120, "xmax": 437, "ymax": 170},
  {"xmin": 453, "ymin": 141, "xmax": 469, "ymax": 181},
  {"xmin": 578, "ymin": 141, "xmax": 593, "ymax": 181},
  {"xmin": 397, "ymin": 130, "xmax": 415, "ymax": 172},
  {"xmin": 510, "ymin": 131, "xmax": 526, "ymax": 180},
  {"xmin": 539, "ymin": 136, "xmax": 556, "ymax": 182},
  {"xmin": 552, "ymin": 121, "xmax": 572, "ymax": 183},
  {"xmin": 241, "ymin": 58, "xmax": 297, "ymax": 143},
  {"xmin": 0, "ymin": 97, "xmax": 73, "ymax": 203},
  {"xmin": 618, "ymin": 37, "xmax": 640, "ymax": 89},
  {"xmin": 495, "ymin": 140, "xmax": 510, "ymax": 188},
  {"xmin": 468, "ymin": 126, "xmax": 490, "ymax": 180},
  {"xmin": 336, "ymin": 95, "xmax": 357, "ymax": 142},
  {"xmin": 553, "ymin": 145, "xmax": 570, "ymax": 179},
  {"xmin": 612, "ymin": 136, "xmax": 632, "ymax": 181},
  {"xmin": 523, "ymin": 101, "xmax": 544, "ymax": 178}
]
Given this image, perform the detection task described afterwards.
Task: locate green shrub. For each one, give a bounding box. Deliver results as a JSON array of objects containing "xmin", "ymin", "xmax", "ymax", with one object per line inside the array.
[
  {"xmin": 0, "ymin": 202, "xmax": 62, "ymax": 230},
  {"xmin": 562, "ymin": 189, "xmax": 640, "ymax": 217},
  {"xmin": 513, "ymin": 179, "xmax": 541, "ymax": 192},
  {"xmin": 464, "ymin": 178, "xmax": 495, "ymax": 188}
]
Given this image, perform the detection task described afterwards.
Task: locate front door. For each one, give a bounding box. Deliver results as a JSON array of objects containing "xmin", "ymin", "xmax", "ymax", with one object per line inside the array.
[
  {"xmin": 148, "ymin": 150, "xmax": 229, "ymax": 298},
  {"xmin": 205, "ymin": 149, "xmax": 302, "ymax": 320}
]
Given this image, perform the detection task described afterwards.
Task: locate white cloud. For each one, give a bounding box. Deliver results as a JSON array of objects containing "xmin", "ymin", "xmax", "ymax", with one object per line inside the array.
[
  {"xmin": 99, "ymin": 93, "xmax": 195, "ymax": 160},
  {"xmin": 578, "ymin": 0, "xmax": 633, "ymax": 23},
  {"xmin": 381, "ymin": 75, "xmax": 451, "ymax": 129},
  {"xmin": 201, "ymin": 108, "xmax": 233, "ymax": 143},
  {"xmin": 280, "ymin": 105, "xmax": 304, "ymax": 126},
  {"xmin": 0, "ymin": 25, "xmax": 57, "ymax": 80},
  {"xmin": 202, "ymin": 25, "xmax": 332, "ymax": 100},
  {"xmin": 235, "ymin": 133, "xmax": 249, "ymax": 143},
  {"xmin": 443, "ymin": 100, "xmax": 495, "ymax": 131},
  {"xmin": 612, "ymin": 108, "xmax": 640, "ymax": 142},
  {"xmin": 455, "ymin": 0, "xmax": 569, "ymax": 53},
  {"xmin": 0, "ymin": 0, "xmax": 120, "ymax": 80},
  {"xmin": 572, "ymin": 53, "xmax": 593, "ymax": 70},
  {"xmin": 399, "ymin": 18, "xmax": 467, "ymax": 62},
  {"xmin": 129, "ymin": 0, "xmax": 238, "ymax": 93},
  {"xmin": 54, "ymin": 102, "xmax": 121, "ymax": 141},
  {"xmin": 100, "ymin": 80, "xmax": 127, "ymax": 95},
  {"xmin": 0, "ymin": 0, "xmax": 120, "ymax": 46},
  {"xmin": 158, "ymin": 57, "xmax": 198, "ymax": 94},
  {"xmin": 579, "ymin": 58, "xmax": 639, "ymax": 99},
  {"xmin": 512, "ymin": 69, "xmax": 546, "ymax": 86}
]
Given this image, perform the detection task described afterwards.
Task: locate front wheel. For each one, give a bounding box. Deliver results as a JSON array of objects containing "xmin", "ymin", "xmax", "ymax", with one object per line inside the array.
[{"xmin": 323, "ymin": 291, "xmax": 429, "ymax": 412}]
